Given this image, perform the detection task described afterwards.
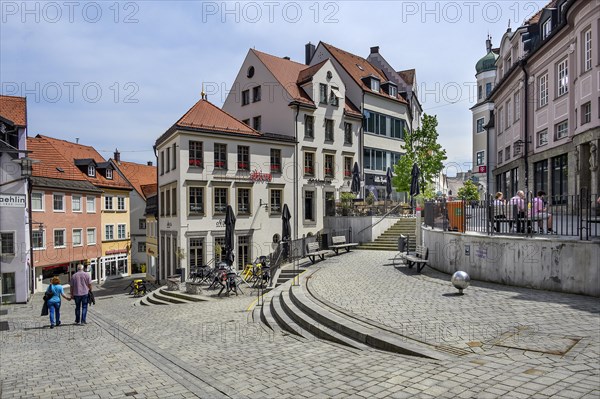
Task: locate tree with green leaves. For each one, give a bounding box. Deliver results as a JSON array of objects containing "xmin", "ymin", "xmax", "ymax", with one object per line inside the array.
[
  {"xmin": 457, "ymin": 179, "xmax": 480, "ymax": 201},
  {"xmin": 392, "ymin": 114, "xmax": 447, "ymax": 198}
]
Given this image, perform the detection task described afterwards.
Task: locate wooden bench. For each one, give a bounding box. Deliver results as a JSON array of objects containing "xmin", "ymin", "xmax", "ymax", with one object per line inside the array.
[
  {"xmin": 305, "ymin": 242, "xmax": 330, "ymax": 264},
  {"xmin": 399, "ymin": 245, "xmax": 429, "ymax": 273},
  {"xmin": 329, "ymin": 235, "xmax": 359, "ymax": 255}
]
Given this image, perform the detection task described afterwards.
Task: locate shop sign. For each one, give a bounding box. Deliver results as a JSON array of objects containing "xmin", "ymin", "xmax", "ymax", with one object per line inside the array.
[
  {"xmin": 0, "ymin": 194, "xmax": 26, "ymax": 207},
  {"xmin": 307, "ymin": 178, "xmax": 332, "ymax": 185}
]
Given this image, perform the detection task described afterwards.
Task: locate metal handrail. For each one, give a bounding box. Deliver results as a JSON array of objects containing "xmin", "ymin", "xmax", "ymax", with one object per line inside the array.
[{"xmin": 355, "ymin": 203, "xmax": 406, "ymax": 236}]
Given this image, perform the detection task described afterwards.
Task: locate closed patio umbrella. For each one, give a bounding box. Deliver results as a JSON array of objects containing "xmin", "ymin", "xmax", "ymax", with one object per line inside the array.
[
  {"xmin": 410, "ymin": 163, "xmax": 420, "ymax": 212},
  {"xmin": 351, "ymin": 162, "xmax": 361, "ymax": 196},
  {"xmin": 282, "ymin": 204, "xmax": 291, "ymax": 260},
  {"xmin": 224, "ymin": 205, "xmax": 236, "ymax": 267},
  {"xmin": 385, "ymin": 167, "xmax": 393, "ymax": 199}
]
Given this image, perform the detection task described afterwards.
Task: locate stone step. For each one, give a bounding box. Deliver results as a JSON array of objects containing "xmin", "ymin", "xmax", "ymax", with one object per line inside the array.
[
  {"xmin": 159, "ymin": 288, "xmax": 210, "ymax": 302},
  {"xmin": 145, "ymin": 292, "xmax": 170, "ymax": 305},
  {"xmin": 279, "ymin": 285, "xmax": 369, "ymax": 351},
  {"xmin": 260, "ymin": 296, "xmax": 283, "ymax": 334},
  {"xmin": 270, "ymin": 293, "xmax": 309, "ymax": 338},
  {"xmin": 153, "ymin": 290, "xmax": 190, "ymax": 304}
]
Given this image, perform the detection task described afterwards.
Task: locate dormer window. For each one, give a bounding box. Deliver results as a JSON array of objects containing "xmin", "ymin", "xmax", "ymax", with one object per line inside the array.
[
  {"xmin": 88, "ymin": 165, "xmax": 96, "ymax": 177},
  {"xmin": 542, "ymin": 19, "xmax": 551, "ymax": 40},
  {"xmin": 106, "ymin": 169, "xmax": 113, "ymax": 180},
  {"xmin": 388, "ymin": 85, "xmax": 397, "ymax": 97},
  {"xmin": 370, "ymin": 78, "xmax": 380, "ymax": 92}
]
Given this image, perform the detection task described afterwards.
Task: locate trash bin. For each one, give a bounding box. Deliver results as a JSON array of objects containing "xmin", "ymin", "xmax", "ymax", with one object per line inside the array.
[
  {"xmin": 321, "ymin": 233, "xmax": 329, "ymax": 249},
  {"xmin": 398, "ymin": 235, "xmax": 409, "ymax": 253},
  {"xmin": 175, "ymin": 268, "xmax": 183, "ymax": 282},
  {"xmin": 447, "ymin": 201, "xmax": 466, "ymax": 232}
]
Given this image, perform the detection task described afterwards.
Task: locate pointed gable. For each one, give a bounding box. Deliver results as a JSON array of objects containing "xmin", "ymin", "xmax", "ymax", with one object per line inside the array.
[{"xmin": 116, "ymin": 161, "xmax": 157, "ymax": 200}]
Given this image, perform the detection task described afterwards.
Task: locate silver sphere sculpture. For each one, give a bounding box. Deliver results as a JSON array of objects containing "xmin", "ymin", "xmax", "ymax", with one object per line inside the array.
[{"xmin": 451, "ymin": 271, "xmax": 470, "ymax": 294}]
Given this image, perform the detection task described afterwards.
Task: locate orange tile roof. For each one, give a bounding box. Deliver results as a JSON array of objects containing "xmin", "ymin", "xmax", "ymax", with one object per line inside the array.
[
  {"xmin": 0, "ymin": 95, "xmax": 27, "ymax": 127},
  {"xmin": 527, "ymin": 0, "xmax": 557, "ymax": 24},
  {"xmin": 344, "ymin": 99, "xmax": 362, "ymax": 118},
  {"xmin": 140, "ymin": 183, "xmax": 157, "ymax": 199},
  {"xmin": 320, "ymin": 42, "xmax": 407, "ymax": 104},
  {"xmin": 397, "ymin": 69, "xmax": 416, "ymax": 86},
  {"xmin": 252, "ymin": 49, "xmax": 314, "ymax": 106},
  {"xmin": 297, "ymin": 59, "xmax": 329, "ymax": 84},
  {"xmin": 34, "ymin": 134, "xmax": 132, "ymax": 190},
  {"xmin": 176, "ymin": 99, "xmax": 262, "ymax": 136},
  {"xmin": 28, "ymin": 136, "xmax": 88, "ymax": 181},
  {"xmin": 116, "ymin": 161, "xmax": 157, "ymax": 199}
]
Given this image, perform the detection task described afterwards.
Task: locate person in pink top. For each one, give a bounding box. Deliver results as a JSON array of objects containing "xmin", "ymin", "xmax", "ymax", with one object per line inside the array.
[
  {"xmin": 70, "ymin": 264, "xmax": 93, "ymax": 325},
  {"xmin": 531, "ymin": 191, "xmax": 553, "ymax": 234}
]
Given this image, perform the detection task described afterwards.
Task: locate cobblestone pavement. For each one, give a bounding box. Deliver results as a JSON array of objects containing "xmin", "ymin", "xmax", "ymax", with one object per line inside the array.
[{"xmin": 1, "ymin": 252, "xmax": 599, "ymax": 398}]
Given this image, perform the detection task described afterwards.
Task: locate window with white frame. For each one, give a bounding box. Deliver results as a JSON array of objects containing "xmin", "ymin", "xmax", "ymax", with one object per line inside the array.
[
  {"xmin": 87, "ymin": 228, "xmax": 96, "ymax": 245},
  {"xmin": 86, "ymin": 196, "xmax": 96, "ymax": 213},
  {"xmin": 88, "ymin": 165, "xmax": 95, "ymax": 177},
  {"xmin": 476, "ymin": 151, "xmax": 485, "ymax": 166},
  {"xmin": 214, "ymin": 187, "xmax": 228, "ymax": 215},
  {"xmin": 53, "ymin": 193, "xmax": 64, "ymax": 212},
  {"xmin": 506, "ymin": 99, "xmax": 512, "ymax": 127},
  {"xmin": 237, "ymin": 188, "xmax": 251, "ymax": 215},
  {"xmin": 497, "ymin": 107, "xmax": 504, "ymax": 133},
  {"xmin": 537, "ymin": 129, "xmax": 548, "ymax": 147},
  {"xmin": 584, "ymin": 28, "xmax": 592, "ymax": 72},
  {"xmin": 319, "ymin": 84, "xmax": 328, "ymax": 104},
  {"xmin": 557, "ymin": 59, "xmax": 568, "ymax": 96},
  {"xmin": 538, "ymin": 73, "xmax": 548, "ymax": 107},
  {"xmin": 304, "ymin": 115, "xmax": 314, "ymax": 138},
  {"xmin": 344, "ymin": 123, "xmax": 353, "ymax": 144},
  {"xmin": 370, "ymin": 78, "xmax": 380, "ymax": 92},
  {"xmin": 53, "ymin": 229, "xmax": 66, "ymax": 248},
  {"xmin": 106, "ymin": 169, "xmax": 113, "ymax": 179},
  {"xmin": 253, "ymin": 86, "xmax": 261, "ymax": 102},
  {"xmin": 214, "ymin": 143, "xmax": 227, "ymax": 169},
  {"xmin": 555, "ymin": 120, "xmax": 568, "ymax": 140},
  {"xmin": 104, "ymin": 195, "xmax": 113, "ymax": 210},
  {"xmin": 344, "ymin": 157, "xmax": 352, "ymax": 178},
  {"xmin": 476, "ymin": 118, "xmax": 485, "ymax": 133},
  {"xmin": 304, "ymin": 152, "xmax": 315, "ymax": 176},
  {"xmin": 242, "ymin": 89, "xmax": 250, "ymax": 106},
  {"xmin": 117, "ymin": 196, "xmax": 125, "ymax": 211},
  {"xmin": 514, "ymin": 92, "xmax": 520, "ymax": 121},
  {"xmin": 138, "ymin": 242, "xmax": 146, "ymax": 253},
  {"xmin": 32, "ymin": 230, "xmax": 44, "ymax": 249},
  {"xmin": 542, "ymin": 19, "xmax": 551, "ymax": 40},
  {"xmin": 505, "ymin": 146, "xmax": 511, "ymax": 161},
  {"xmin": 189, "ymin": 141, "xmax": 203, "ymax": 168},
  {"xmin": 139, "ymin": 219, "xmax": 146, "ymax": 230},
  {"xmin": 72, "ymin": 229, "xmax": 82, "ymax": 246},
  {"xmin": 325, "ymin": 119, "xmax": 334, "ymax": 141},
  {"xmin": 0, "ymin": 232, "xmax": 15, "ymax": 255},
  {"xmin": 32, "ymin": 192, "xmax": 44, "ymax": 211},
  {"xmin": 498, "ymin": 151, "xmax": 503, "ymax": 164},
  {"xmin": 117, "ymin": 224, "xmax": 126, "ymax": 239},
  {"xmin": 324, "ymin": 154, "xmax": 334, "ymax": 177},
  {"xmin": 72, "ymin": 195, "xmax": 82, "ymax": 212},
  {"xmin": 388, "ymin": 85, "xmax": 397, "ymax": 97},
  {"xmin": 105, "ymin": 225, "xmax": 114, "ymax": 240},
  {"xmin": 189, "ymin": 187, "xmax": 204, "ymax": 215},
  {"xmin": 270, "ymin": 188, "xmax": 282, "ymax": 214},
  {"xmin": 329, "ymin": 86, "xmax": 339, "ymax": 106}
]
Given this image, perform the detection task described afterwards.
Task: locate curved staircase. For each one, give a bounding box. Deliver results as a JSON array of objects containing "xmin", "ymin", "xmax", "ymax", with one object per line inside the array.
[
  {"xmin": 250, "ymin": 268, "xmax": 455, "ymax": 360},
  {"xmin": 357, "ymin": 218, "xmax": 417, "ymax": 251},
  {"xmin": 134, "ymin": 287, "xmax": 211, "ymax": 306}
]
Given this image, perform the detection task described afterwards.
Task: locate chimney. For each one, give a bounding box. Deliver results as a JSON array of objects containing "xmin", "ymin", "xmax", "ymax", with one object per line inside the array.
[
  {"xmin": 147, "ymin": 161, "xmax": 153, "ymax": 166},
  {"xmin": 486, "ymin": 35, "xmax": 492, "ymax": 53},
  {"xmin": 283, "ymin": 56, "xmax": 290, "ymax": 60},
  {"xmin": 114, "ymin": 148, "xmax": 120, "ymax": 163},
  {"xmin": 305, "ymin": 42, "xmax": 316, "ymax": 65},
  {"xmin": 75, "ymin": 137, "xmax": 79, "ymax": 144},
  {"xmin": 370, "ymin": 46, "xmax": 380, "ymax": 54}
]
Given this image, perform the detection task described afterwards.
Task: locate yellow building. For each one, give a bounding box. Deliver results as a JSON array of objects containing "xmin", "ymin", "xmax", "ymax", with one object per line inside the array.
[{"xmin": 142, "ymin": 184, "xmax": 158, "ymax": 279}]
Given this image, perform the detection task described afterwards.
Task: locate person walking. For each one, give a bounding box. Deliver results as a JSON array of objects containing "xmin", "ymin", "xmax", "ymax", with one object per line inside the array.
[
  {"xmin": 509, "ymin": 190, "xmax": 526, "ymax": 233},
  {"xmin": 70, "ymin": 264, "xmax": 93, "ymax": 325},
  {"xmin": 46, "ymin": 276, "xmax": 71, "ymax": 328}
]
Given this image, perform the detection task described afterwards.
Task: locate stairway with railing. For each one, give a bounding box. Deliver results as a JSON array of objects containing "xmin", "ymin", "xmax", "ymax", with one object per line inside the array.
[{"xmin": 357, "ymin": 218, "xmax": 417, "ymax": 251}]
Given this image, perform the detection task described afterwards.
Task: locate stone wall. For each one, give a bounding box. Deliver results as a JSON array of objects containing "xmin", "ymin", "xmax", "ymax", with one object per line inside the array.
[{"xmin": 423, "ymin": 227, "xmax": 600, "ymax": 297}]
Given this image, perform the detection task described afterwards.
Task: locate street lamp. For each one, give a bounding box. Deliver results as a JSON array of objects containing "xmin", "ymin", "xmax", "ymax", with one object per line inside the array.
[{"xmin": 12, "ymin": 156, "xmax": 39, "ymax": 297}]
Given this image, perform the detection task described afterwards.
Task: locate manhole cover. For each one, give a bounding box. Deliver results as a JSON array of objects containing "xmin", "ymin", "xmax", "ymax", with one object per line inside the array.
[
  {"xmin": 0, "ymin": 321, "xmax": 9, "ymax": 331},
  {"xmin": 492, "ymin": 327, "xmax": 581, "ymax": 355}
]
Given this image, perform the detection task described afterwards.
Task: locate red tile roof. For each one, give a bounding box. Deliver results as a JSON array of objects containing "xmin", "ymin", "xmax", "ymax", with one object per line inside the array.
[
  {"xmin": 140, "ymin": 183, "xmax": 157, "ymax": 199},
  {"xmin": 176, "ymin": 99, "xmax": 261, "ymax": 136},
  {"xmin": 34, "ymin": 135, "xmax": 132, "ymax": 190},
  {"xmin": 0, "ymin": 95, "xmax": 27, "ymax": 127},
  {"xmin": 344, "ymin": 99, "xmax": 362, "ymax": 118},
  {"xmin": 252, "ymin": 49, "xmax": 314, "ymax": 106},
  {"xmin": 320, "ymin": 42, "xmax": 407, "ymax": 104},
  {"xmin": 28, "ymin": 136, "xmax": 88, "ymax": 181},
  {"xmin": 297, "ymin": 59, "xmax": 329, "ymax": 84},
  {"xmin": 115, "ymin": 161, "xmax": 157, "ymax": 200},
  {"xmin": 527, "ymin": 0, "xmax": 556, "ymax": 24}
]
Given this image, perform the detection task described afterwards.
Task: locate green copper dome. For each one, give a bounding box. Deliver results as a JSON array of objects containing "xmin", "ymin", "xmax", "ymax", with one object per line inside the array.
[{"xmin": 476, "ymin": 51, "xmax": 498, "ymax": 74}]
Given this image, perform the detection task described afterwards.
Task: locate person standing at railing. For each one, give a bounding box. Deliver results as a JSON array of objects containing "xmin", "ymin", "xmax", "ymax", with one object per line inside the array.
[
  {"xmin": 493, "ymin": 192, "xmax": 507, "ymax": 232},
  {"xmin": 531, "ymin": 191, "xmax": 553, "ymax": 234},
  {"xmin": 509, "ymin": 191, "xmax": 526, "ymax": 233}
]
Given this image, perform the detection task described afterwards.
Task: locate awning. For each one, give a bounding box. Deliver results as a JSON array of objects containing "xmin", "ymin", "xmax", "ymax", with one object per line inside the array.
[{"xmin": 330, "ymin": 87, "xmax": 343, "ymax": 99}]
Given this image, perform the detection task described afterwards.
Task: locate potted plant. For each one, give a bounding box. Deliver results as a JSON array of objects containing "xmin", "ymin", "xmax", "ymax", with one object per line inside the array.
[{"xmin": 340, "ymin": 192, "xmax": 356, "ymax": 216}]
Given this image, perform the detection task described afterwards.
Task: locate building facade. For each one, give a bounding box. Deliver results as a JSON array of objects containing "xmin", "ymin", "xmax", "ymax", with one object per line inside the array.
[
  {"xmin": 156, "ymin": 98, "xmax": 295, "ymax": 280},
  {"xmin": 143, "ymin": 186, "xmax": 158, "ymax": 278},
  {"xmin": 0, "ymin": 95, "xmax": 30, "ymax": 303},
  {"xmin": 490, "ymin": 0, "xmax": 599, "ymax": 200}
]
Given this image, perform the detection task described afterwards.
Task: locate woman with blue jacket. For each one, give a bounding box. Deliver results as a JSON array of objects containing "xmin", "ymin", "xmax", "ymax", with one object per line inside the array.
[{"xmin": 46, "ymin": 276, "xmax": 71, "ymax": 328}]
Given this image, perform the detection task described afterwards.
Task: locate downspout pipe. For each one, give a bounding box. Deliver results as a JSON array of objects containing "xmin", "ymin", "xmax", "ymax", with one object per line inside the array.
[
  {"xmin": 293, "ymin": 104, "xmax": 300, "ymax": 281},
  {"xmin": 520, "ymin": 60, "xmax": 529, "ymax": 194},
  {"xmin": 152, "ymin": 144, "xmax": 160, "ymax": 283}
]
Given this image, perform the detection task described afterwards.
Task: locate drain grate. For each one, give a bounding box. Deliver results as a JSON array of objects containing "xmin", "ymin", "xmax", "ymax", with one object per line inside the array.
[
  {"xmin": 435, "ymin": 344, "xmax": 470, "ymax": 356},
  {"xmin": 0, "ymin": 321, "xmax": 9, "ymax": 331}
]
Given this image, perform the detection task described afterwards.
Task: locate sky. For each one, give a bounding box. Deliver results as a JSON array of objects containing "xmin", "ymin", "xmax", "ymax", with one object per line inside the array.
[{"xmin": 1, "ymin": 0, "xmax": 550, "ymax": 176}]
